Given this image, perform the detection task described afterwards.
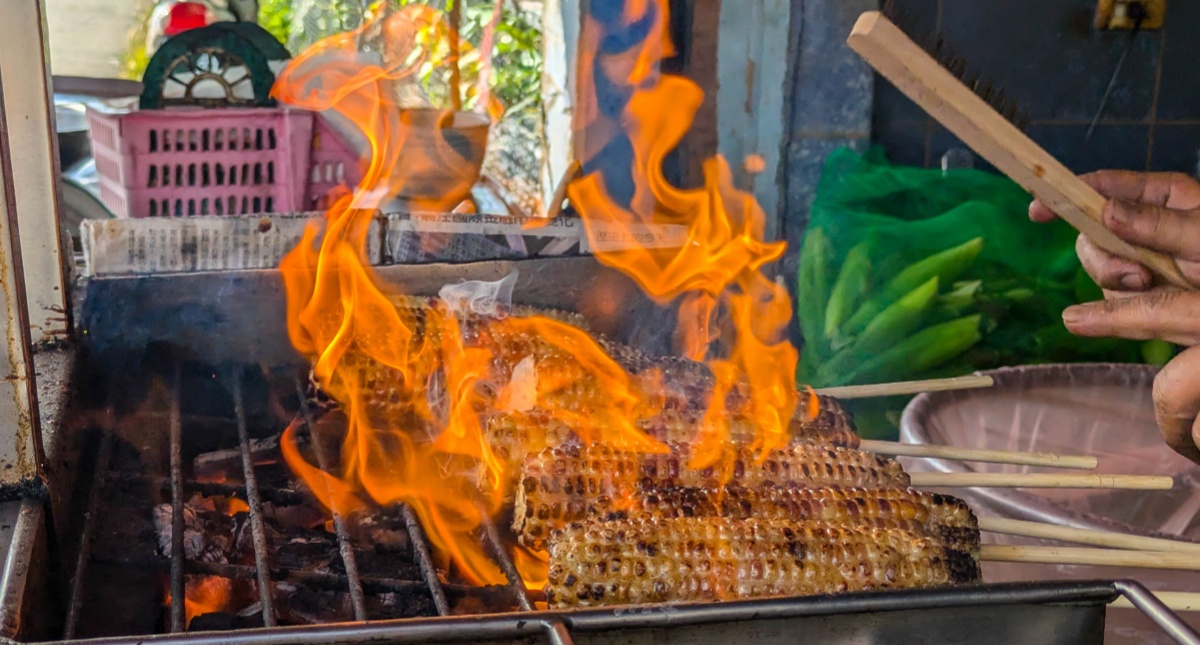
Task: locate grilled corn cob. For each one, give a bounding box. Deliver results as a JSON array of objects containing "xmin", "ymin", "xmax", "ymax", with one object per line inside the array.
[
  {"xmin": 513, "ymin": 443, "xmax": 909, "ymax": 547},
  {"xmin": 545, "ymin": 517, "xmax": 980, "ymax": 608},
  {"xmin": 597, "ymin": 486, "xmax": 979, "ymax": 556}
]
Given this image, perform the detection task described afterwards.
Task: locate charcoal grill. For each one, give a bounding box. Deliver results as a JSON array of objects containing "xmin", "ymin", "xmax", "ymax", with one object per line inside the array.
[
  {"xmin": 0, "ymin": 4, "xmax": 1197, "ymax": 640},
  {"xmin": 0, "ymin": 257, "xmax": 1149, "ymax": 644}
]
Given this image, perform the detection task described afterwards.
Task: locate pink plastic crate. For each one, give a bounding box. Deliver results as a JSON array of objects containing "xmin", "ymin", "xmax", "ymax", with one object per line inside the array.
[{"xmin": 86, "ymin": 106, "xmax": 361, "ymax": 218}]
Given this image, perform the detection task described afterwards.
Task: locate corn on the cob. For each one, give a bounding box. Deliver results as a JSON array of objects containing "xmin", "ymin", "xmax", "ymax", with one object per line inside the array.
[
  {"xmin": 594, "ymin": 486, "xmax": 979, "ymax": 556},
  {"xmin": 544, "ymin": 517, "xmax": 980, "ymax": 608},
  {"xmin": 519, "ymin": 484, "xmax": 977, "ymax": 552},
  {"xmin": 513, "ymin": 443, "xmax": 909, "ymax": 547}
]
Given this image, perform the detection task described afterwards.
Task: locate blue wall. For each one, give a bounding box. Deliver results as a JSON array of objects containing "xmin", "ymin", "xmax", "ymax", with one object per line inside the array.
[{"xmin": 873, "ymin": 0, "xmax": 1200, "ymax": 175}]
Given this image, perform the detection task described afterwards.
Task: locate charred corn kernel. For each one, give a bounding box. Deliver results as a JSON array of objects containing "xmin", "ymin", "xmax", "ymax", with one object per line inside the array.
[
  {"xmin": 544, "ymin": 517, "xmax": 980, "ymax": 608},
  {"xmin": 513, "ymin": 443, "xmax": 909, "ymax": 548},
  {"xmin": 639, "ymin": 396, "xmax": 859, "ymax": 451},
  {"xmin": 600, "ymin": 486, "xmax": 980, "ymax": 556},
  {"xmin": 624, "ymin": 486, "xmax": 975, "ymax": 528}
]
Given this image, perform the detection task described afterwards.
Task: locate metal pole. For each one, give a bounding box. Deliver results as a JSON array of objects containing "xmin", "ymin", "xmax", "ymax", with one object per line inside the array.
[
  {"xmin": 0, "ymin": 0, "xmax": 71, "ymax": 345},
  {"xmin": 0, "ymin": 67, "xmax": 46, "ymax": 493}
]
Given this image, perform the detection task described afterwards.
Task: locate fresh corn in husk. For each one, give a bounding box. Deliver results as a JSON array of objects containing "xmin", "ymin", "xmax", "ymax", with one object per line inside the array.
[{"xmin": 545, "ymin": 517, "xmax": 980, "ymax": 608}]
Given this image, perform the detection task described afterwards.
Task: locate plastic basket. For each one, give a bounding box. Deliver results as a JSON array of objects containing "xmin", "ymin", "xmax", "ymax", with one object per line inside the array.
[{"xmin": 86, "ymin": 106, "xmax": 360, "ymax": 218}]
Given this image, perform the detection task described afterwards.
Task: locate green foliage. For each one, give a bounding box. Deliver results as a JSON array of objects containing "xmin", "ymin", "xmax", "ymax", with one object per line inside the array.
[{"xmin": 258, "ymin": 0, "xmax": 294, "ymax": 45}]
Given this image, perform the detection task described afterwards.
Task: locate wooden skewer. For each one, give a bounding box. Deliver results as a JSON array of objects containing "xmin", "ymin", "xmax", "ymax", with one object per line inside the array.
[
  {"xmin": 862, "ymin": 440, "xmax": 1097, "ymax": 470},
  {"xmin": 981, "ymin": 545, "xmax": 1200, "ymax": 571},
  {"xmin": 1112, "ymin": 592, "xmax": 1200, "ymax": 612},
  {"xmin": 814, "ymin": 375, "xmax": 994, "ymax": 399},
  {"xmin": 544, "ymin": 160, "xmax": 582, "ymax": 220},
  {"xmin": 847, "ymin": 12, "xmax": 1192, "ymax": 289},
  {"xmin": 979, "ymin": 517, "xmax": 1200, "ymax": 554},
  {"xmin": 908, "ymin": 472, "xmax": 1174, "ymax": 490}
]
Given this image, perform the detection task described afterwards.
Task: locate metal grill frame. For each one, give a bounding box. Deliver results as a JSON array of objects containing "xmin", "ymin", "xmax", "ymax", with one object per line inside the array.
[{"xmin": 59, "ymin": 362, "xmax": 558, "ymax": 639}]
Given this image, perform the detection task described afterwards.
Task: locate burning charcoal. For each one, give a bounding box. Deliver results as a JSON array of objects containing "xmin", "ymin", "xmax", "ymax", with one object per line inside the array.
[
  {"xmin": 188, "ymin": 611, "xmax": 264, "ymax": 632},
  {"xmin": 193, "ymin": 434, "xmax": 282, "ymax": 483},
  {"xmin": 272, "ymin": 581, "xmax": 355, "ymax": 625},
  {"xmin": 153, "ymin": 503, "xmax": 235, "ymax": 563},
  {"xmin": 346, "ymin": 509, "xmax": 411, "ymax": 554}
]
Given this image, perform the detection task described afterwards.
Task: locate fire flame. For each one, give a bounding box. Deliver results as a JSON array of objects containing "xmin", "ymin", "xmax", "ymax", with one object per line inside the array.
[
  {"xmin": 182, "ymin": 576, "xmax": 232, "ymax": 627},
  {"xmin": 275, "ymin": 0, "xmax": 813, "ymax": 590},
  {"xmin": 568, "ymin": 0, "xmax": 804, "ymax": 464}
]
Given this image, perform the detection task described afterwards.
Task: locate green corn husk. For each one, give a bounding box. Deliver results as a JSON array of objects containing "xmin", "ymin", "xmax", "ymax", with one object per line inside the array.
[
  {"xmin": 824, "ymin": 241, "xmax": 872, "ymax": 344},
  {"xmin": 841, "ymin": 238, "xmax": 984, "ymax": 338},
  {"xmin": 842, "ymin": 315, "xmax": 984, "ymax": 385},
  {"xmin": 855, "ymin": 276, "xmax": 939, "ymax": 353},
  {"xmin": 796, "ymin": 228, "xmax": 832, "ymax": 363},
  {"xmin": 882, "ymin": 237, "xmax": 984, "ymax": 301}
]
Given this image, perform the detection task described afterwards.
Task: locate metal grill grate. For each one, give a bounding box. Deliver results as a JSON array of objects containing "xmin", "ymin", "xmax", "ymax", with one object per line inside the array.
[{"xmin": 59, "ymin": 360, "xmax": 571, "ymax": 642}]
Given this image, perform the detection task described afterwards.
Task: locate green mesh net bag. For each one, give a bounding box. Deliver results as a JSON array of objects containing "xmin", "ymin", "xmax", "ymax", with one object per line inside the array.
[{"xmin": 796, "ymin": 147, "xmax": 1168, "ymax": 438}]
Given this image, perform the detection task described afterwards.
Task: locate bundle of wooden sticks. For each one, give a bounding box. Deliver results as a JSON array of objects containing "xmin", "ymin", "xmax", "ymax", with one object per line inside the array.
[{"xmin": 823, "ymin": 375, "xmax": 1199, "ymax": 613}]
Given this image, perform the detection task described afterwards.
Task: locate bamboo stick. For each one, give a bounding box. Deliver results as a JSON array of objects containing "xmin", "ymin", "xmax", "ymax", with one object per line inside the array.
[
  {"xmin": 847, "ymin": 12, "xmax": 1192, "ymax": 289},
  {"xmin": 908, "ymin": 472, "xmax": 1174, "ymax": 490},
  {"xmin": 1112, "ymin": 592, "xmax": 1200, "ymax": 612},
  {"xmin": 979, "ymin": 517, "xmax": 1200, "ymax": 554},
  {"xmin": 981, "ymin": 545, "xmax": 1200, "ymax": 571},
  {"xmin": 862, "ymin": 440, "xmax": 1097, "ymax": 470},
  {"xmin": 814, "ymin": 375, "xmax": 994, "ymax": 399}
]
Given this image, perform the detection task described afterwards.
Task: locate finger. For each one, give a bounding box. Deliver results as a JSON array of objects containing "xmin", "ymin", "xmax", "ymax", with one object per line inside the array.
[
  {"xmin": 1029, "ymin": 199, "xmax": 1058, "ymax": 223},
  {"xmin": 1082, "ymin": 170, "xmax": 1200, "ymax": 210},
  {"xmin": 1076, "ymin": 235, "xmax": 1152, "ymax": 291},
  {"xmin": 1153, "ymin": 347, "xmax": 1200, "ymax": 464},
  {"xmin": 1103, "ymin": 198, "xmax": 1200, "ymax": 261},
  {"xmin": 1062, "ymin": 290, "xmax": 1200, "ymax": 345}
]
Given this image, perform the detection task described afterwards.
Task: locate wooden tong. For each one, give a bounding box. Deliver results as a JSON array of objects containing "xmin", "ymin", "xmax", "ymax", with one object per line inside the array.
[{"xmin": 847, "ymin": 11, "xmax": 1192, "ymax": 290}]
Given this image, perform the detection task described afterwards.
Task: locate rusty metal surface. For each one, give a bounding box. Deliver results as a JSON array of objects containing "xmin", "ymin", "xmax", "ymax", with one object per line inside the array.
[
  {"xmin": 77, "ymin": 257, "xmax": 677, "ymax": 367},
  {"xmin": 0, "ymin": 72, "xmax": 47, "ymax": 494},
  {"xmin": 0, "ymin": 0, "xmax": 71, "ymax": 344}
]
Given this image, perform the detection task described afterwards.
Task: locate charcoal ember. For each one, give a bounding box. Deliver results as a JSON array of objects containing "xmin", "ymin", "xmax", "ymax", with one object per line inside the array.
[
  {"xmin": 152, "ymin": 503, "xmax": 236, "ymax": 563},
  {"xmin": 269, "ymin": 527, "xmax": 340, "ymax": 574},
  {"xmin": 345, "ymin": 508, "xmax": 411, "ymax": 555},
  {"xmin": 271, "ymin": 581, "xmax": 355, "ymax": 624},
  {"xmin": 193, "ymin": 434, "xmax": 281, "ymax": 483},
  {"xmin": 189, "ymin": 611, "xmax": 264, "ymax": 631}
]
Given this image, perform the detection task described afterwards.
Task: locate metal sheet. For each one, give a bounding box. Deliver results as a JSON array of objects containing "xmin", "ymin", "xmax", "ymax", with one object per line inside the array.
[
  {"xmin": 19, "ymin": 581, "xmax": 1135, "ymax": 645},
  {"xmin": 0, "ymin": 70, "xmax": 46, "ymax": 493},
  {"xmin": 0, "ymin": 0, "xmax": 70, "ymax": 344},
  {"xmin": 77, "ymin": 257, "xmax": 677, "ymax": 367}
]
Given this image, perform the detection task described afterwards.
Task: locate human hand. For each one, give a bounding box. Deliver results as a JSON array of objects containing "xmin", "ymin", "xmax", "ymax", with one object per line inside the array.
[{"xmin": 1030, "ymin": 170, "xmax": 1200, "ymax": 462}]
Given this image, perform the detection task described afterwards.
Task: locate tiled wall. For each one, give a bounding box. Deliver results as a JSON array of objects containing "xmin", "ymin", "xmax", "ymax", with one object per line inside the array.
[{"xmin": 874, "ymin": 0, "xmax": 1200, "ymax": 175}]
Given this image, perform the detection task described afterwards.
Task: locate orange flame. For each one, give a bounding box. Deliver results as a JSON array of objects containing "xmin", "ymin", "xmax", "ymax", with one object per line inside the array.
[
  {"xmin": 183, "ymin": 576, "xmax": 232, "ymax": 627},
  {"xmin": 568, "ymin": 0, "xmax": 806, "ymax": 464},
  {"xmin": 274, "ymin": 8, "xmax": 667, "ymax": 587},
  {"xmin": 276, "ymin": 0, "xmax": 813, "ymax": 593}
]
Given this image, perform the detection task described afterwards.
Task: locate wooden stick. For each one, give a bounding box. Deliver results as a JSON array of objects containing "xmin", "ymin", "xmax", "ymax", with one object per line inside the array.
[
  {"xmin": 847, "ymin": 12, "xmax": 1192, "ymax": 289},
  {"xmin": 979, "ymin": 517, "xmax": 1200, "ymax": 554},
  {"xmin": 1112, "ymin": 592, "xmax": 1200, "ymax": 612},
  {"xmin": 544, "ymin": 160, "xmax": 582, "ymax": 220},
  {"xmin": 908, "ymin": 472, "xmax": 1174, "ymax": 490},
  {"xmin": 814, "ymin": 375, "xmax": 994, "ymax": 399},
  {"xmin": 981, "ymin": 545, "xmax": 1200, "ymax": 571},
  {"xmin": 862, "ymin": 440, "xmax": 1097, "ymax": 470}
]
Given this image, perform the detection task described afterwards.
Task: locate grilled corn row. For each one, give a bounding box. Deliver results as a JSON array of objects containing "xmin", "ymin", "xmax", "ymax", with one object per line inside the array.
[
  {"xmin": 545, "ymin": 517, "xmax": 980, "ymax": 608},
  {"xmin": 597, "ymin": 486, "xmax": 980, "ymax": 556},
  {"xmin": 513, "ymin": 443, "xmax": 909, "ymax": 547},
  {"xmin": 639, "ymin": 405, "xmax": 859, "ymax": 451}
]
